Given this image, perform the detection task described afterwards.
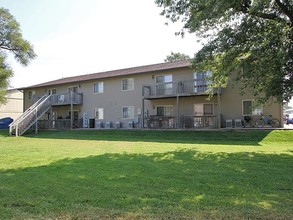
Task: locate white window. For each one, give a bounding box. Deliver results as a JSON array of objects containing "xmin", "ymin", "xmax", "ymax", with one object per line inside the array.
[
  {"xmin": 93, "ymin": 82, "xmax": 104, "ymax": 94},
  {"xmin": 156, "ymin": 105, "xmax": 173, "ymax": 116},
  {"xmin": 122, "ymin": 106, "xmax": 134, "ymax": 119},
  {"xmin": 122, "ymin": 78, "xmax": 134, "ymax": 91},
  {"xmin": 68, "ymin": 86, "xmax": 78, "ymax": 93},
  {"xmin": 156, "ymin": 75, "xmax": 172, "ymax": 84},
  {"xmin": 194, "ymin": 103, "xmax": 214, "ymax": 116},
  {"xmin": 94, "ymin": 108, "xmax": 104, "ymax": 119},
  {"xmin": 28, "ymin": 90, "xmax": 35, "ymax": 99},
  {"xmin": 48, "ymin": 89, "xmax": 57, "ymax": 95},
  {"xmin": 242, "ymin": 100, "xmax": 262, "ymax": 115},
  {"xmin": 156, "ymin": 75, "xmax": 173, "ymax": 95}
]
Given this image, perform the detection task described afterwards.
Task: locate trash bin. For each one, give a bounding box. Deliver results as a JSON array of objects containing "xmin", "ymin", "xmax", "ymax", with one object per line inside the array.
[{"xmin": 89, "ymin": 119, "xmax": 95, "ymax": 128}]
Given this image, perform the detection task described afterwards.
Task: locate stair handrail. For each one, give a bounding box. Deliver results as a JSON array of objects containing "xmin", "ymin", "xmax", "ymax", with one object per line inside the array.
[
  {"xmin": 10, "ymin": 95, "xmax": 48, "ymax": 127},
  {"xmin": 9, "ymin": 94, "xmax": 52, "ymax": 136}
]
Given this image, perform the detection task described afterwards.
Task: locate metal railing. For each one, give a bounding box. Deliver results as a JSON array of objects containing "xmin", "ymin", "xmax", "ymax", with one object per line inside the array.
[
  {"xmin": 33, "ymin": 92, "xmax": 83, "ymax": 106},
  {"xmin": 143, "ymin": 80, "xmax": 217, "ymax": 99},
  {"xmin": 143, "ymin": 115, "xmax": 218, "ymax": 129},
  {"xmin": 50, "ymin": 93, "xmax": 83, "ymax": 105},
  {"xmin": 37, "ymin": 119, "xmax": 83, "ymax": 130},
  {"xmin": 144, "ymin": 116, "xmax": 176, "ymax": 129},
  {"xmin": 38, "ymin": 119, "xmax": 71, "ymax": 130},
  {"xmin": 181, "ymin": 115, "xmax": 218, "ymax": 129},
  {"xmin": 10, "ymin": 92, "xmax": 83, "ymax": 136},
  {"xmin": 9, "ymin": 95, "xmax": 52, "ymax": 136}
]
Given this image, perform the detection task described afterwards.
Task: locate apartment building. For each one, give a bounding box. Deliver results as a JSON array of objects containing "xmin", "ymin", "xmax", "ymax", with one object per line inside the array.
[{"xmin": 10, "ymin": 60, "xmax": 283, "ymax": 135}]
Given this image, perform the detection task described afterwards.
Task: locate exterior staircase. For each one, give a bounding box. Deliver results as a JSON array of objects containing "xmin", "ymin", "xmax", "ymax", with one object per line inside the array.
[{"xmin": 9, "ymin": 95, "xmax": 52, "ymax": 136}]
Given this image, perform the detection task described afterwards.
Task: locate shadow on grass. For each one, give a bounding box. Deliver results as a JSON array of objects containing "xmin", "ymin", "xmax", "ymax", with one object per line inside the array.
[
  {"xmin": 22, "ymin": 129, "xmax": 275, "ymax": 146},
  {"xmin": 0, "ymin": 149, "xmax": 292, "ymax": 219},
  {"xmin": 0, "ymin": 129, "xmax": 8, "ymax": 136}
]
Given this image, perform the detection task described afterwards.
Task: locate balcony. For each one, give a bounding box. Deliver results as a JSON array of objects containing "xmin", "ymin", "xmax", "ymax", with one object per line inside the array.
[
  {"xmin": 33, "ymin": 92, "xmax": 83, "ymax": 106},
  {"xmin": 50, "ymin": 92, "xmax": 83, "ymax": 106},
  {"xmin": 143, "ymin": 79, "xmax": 220, "ymax": 99}
]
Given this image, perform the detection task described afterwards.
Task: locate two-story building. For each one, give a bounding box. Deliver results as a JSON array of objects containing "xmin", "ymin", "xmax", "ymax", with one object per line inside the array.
[{"xmin": 10, "ymin": 60, "xmax": 283, "ymax": 135}]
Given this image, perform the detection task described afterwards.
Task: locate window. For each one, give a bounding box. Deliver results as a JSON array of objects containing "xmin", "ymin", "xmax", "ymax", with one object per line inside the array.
[
  {"xmin": 68, "ymin": 86, "xmax": 78, "ymax": 93},
  {"xmin": 194, "ymin": 103, "xmax": 214, "ymax": 116},
  {"xmin": 28, "ymin": 90, "xmax": 35, "ymax": 99},
  {"xmin": 48, "ymin": 89, "xmax": 57, "ymax": 95},
  {"xmin": 122, "ymin": 78, "xmax": 134, "ymax": 91},
  {"xmin": 156, "ymin": 75, "xmax": 172, "ymax": 84},
  {"xmin": 122, "ymin": 106, "xmax": 134, "ymax": 119},
  {"xmin": 156, "ymin": 105, "xmax": 173, "ymax": 116},
  {"xmin": 194, "ymin": 71, "xmax": 212, "ymax": 93},
  {"xmin": 93, "ymin": 82, "xmax": 104, "ymax": 94},
  {"xmin": 155, "ymin": 75, "xmax": 173, "ymax": 95},
  {"xmin": 243, "ymin": 100, "xmax": 262, "ymax": 115},
  {"xmin": 94, "ymin": 108, "xmax": 104, "ymax": 119}
]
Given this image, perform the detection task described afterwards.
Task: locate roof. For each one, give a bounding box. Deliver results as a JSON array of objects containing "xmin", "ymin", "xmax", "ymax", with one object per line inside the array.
[{"xmin": 21, "ymin": 60, "xmax": 192, "ymax": 89}]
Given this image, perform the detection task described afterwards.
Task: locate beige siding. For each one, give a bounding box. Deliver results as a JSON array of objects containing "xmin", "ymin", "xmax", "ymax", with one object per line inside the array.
[
  {"xmin": 22, "ymin": 66, "xmax": 283, "ymax": 128},
  {"xmin": 0, "ymin": 90, "xmax": 23, "ymax": 120},
  {"xmin": 220, "ymin": 78, "xmax": 283, "ymax": 126}
]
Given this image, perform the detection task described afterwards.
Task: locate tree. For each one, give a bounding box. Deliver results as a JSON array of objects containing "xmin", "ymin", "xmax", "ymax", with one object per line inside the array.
[
  {"xmin": 164, "ymin": 51, "xmax": 191, "ymax": 62},
  {"xmin": 155, "ymin": 0, "xmax": 293, "ymax": 103},
  {"xmin": 0, "ymin": 8, "xmax": 36, "ymax": 104}
]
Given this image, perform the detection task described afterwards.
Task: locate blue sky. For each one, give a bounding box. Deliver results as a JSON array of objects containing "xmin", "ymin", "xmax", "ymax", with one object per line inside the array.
[{"xmin": 1, "ymin": 0, "xmax": 201, "ymax": 88}]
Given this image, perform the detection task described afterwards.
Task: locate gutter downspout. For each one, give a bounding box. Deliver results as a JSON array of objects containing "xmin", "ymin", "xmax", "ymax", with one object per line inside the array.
[
  {"xmin": 142, "ymin": 85, "xmax": 145, "ymax": 129},
  {"xmin": 70, "ymin": 91, "xmax": 73, "ymax": 129},
  {"xmin": 177, "ymin": 95, "xmax": 179, "ymax": 129},
  {"xmin": 217, "ymin": 87, "xmax": 221, "ymax": 129}
]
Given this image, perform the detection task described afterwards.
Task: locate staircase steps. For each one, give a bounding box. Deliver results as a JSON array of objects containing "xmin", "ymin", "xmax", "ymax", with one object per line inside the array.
[{"xmin": 9, "ymin": 95, "xmax": 52, "ymax": 136}]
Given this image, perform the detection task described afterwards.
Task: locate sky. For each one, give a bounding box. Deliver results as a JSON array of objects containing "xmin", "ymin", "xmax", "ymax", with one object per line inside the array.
[{"xmin": 1, "ymin": 0, "xmax": 202, "ymax": 89}]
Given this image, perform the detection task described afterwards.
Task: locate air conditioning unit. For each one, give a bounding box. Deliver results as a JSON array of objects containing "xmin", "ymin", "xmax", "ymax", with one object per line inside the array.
[
  {"xmin": 128, "ymin": 121, "xmax": 134, "ymax": 129},
  {"xmin": 235, "ymin": 119, "xmax": 242, "ymax": 128},
  {"xmin": 96, "ymin": 121, "xmax": 103, "ymax": 129},
  {"xmin": 115, "ymin": 121, "xmax": 121, "ymax": 129},
  {"xmin": 105, "ymin": 121, "xmax": 112, "ymax": 129},
  {"xmin": 226, "ymin": 119, "xmax": 233, "ymax": 128}
]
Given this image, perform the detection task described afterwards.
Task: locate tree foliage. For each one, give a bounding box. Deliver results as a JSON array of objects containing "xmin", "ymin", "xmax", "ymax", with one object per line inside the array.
[
  {"xmin": 0, "ymin": 8, "xmax": 36, "ymax": 103},
  {"xmin": 164, "ymin": 51, "xmax": 191, "ymax": 62},
  {"xmin": 156, "ymin": 0, "xmax": 293, "ymax": 103}
]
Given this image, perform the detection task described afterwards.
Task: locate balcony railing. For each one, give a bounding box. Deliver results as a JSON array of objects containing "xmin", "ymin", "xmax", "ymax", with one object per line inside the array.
[
  {"xmin": 50, "ymin": 92, "xmax": 83, "ymax": 105},
  {"xmin": 144, "ymin": 116, "xmax": 176, "ymax": 129},
  {"xmin": 143, "ymin": 115, "xmax": 218, "ymax": 129},
  {"xmin": 181, "ymin": 115, "xmax": 218, "ymax": 129},
  {"xmin": 37, "ymin": 119, "xmax": 83, "ymax": 130},
  {"xmin": 143, "ymin": 80, "xmax": 219, "ymax": 99},
  {"xmin": 33, "ymin": 92, "xmax": 83, "ymax": 106}
]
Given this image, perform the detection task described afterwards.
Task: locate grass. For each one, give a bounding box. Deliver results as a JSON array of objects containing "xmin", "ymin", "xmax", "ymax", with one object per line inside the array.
[{"xmin": 0, "ymin": 129, "xmax": 292, "ymax": 219}]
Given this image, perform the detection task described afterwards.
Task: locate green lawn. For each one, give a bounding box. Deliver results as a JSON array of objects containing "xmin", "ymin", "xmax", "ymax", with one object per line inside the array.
[{"xmin": 0, "ymin": 129, "xmax": 292, "ymax": 219}]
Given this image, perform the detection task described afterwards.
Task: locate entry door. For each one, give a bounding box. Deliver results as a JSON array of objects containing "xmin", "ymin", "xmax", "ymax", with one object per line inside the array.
[
  {"xmin": 194, "ymin": 71, "xmax": 212, "ymax": 93},
  {"xmin": 194, "ymin": 104, "xmax": 213, "ymax": 116},
  {"xmin": 156, "ymin": 75, "xmax": 173, "ymax": 95},
  {"xmin": 194, "ymin": 104, "xmax": 214, "ymax": 127},
  {"xmin": 68, "ymin": 86, "xmax": 78, "ymax": 93}
]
